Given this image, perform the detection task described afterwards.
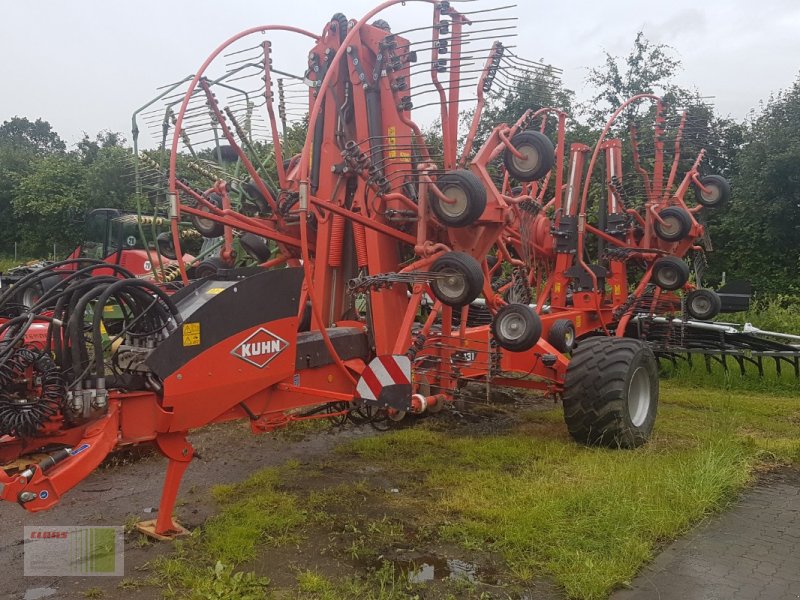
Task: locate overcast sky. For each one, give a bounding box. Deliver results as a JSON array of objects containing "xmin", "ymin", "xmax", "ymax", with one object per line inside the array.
[{"xmin": 1, "ymin": 0, "xmax": 798, "ymax": 147}]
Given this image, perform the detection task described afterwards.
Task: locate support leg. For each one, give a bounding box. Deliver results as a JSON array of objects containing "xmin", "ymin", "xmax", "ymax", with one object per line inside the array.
[{"xmin": 136, "ymin": 432, "xmax": 193, "ymax": 540}]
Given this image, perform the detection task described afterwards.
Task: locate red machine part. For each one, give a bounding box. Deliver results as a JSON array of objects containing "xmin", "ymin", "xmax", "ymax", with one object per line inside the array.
[{"xmin": 0, "ymin": 2, "xmax": 731, "ymax": 538}]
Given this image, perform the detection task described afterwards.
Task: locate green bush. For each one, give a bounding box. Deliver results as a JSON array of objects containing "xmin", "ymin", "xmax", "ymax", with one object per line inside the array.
[{"xmin": 725, "ymin": 294, "xmax": 800, "ymax": 336}]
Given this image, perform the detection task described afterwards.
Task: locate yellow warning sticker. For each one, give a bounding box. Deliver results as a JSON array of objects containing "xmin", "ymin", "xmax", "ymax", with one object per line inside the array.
[
  {"xmin": 613, "ymin": 284, "xmax": 621, "ymax": 296},
  {"xmin": 576, "ymin": 315, "xmax": 582, "ymax": 328},
  {"xmin": 103, "ymin": 305, "xmax": 115, "ymax": 313},
  {"xmin": 183, "ymin": 322, "xmax": 201, "ymax": 347},
  {"xmin": 206, "ymin": 287, "xmax": 225, "ymax": 295},
  {"xmin": 387, "ymin": 126, "xmax": 397, "ymax": 159}
]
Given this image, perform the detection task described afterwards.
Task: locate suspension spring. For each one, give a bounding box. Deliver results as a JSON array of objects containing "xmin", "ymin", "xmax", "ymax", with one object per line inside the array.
[
  {"xmin": 353, "ymin": 221, "xmax": 369, "ymax": 268},
  {"xmin": 328, "ymin": 213, "xmax": 346, "ymax": 267}
]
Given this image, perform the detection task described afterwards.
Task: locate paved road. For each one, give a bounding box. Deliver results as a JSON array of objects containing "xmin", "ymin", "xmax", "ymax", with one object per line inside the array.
[{"xmin": 614, "ymin": 469, "xmax": 800, "ymax": 600}]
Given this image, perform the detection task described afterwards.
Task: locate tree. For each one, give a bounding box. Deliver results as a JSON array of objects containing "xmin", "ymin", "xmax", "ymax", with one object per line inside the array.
[
  {"xmin": 13, "ymin": 154, "xmax": 88, "ymax": 253},
  {"xmin": 708, "ymin": 78, "xmax": 800, "ymax": 293},
  {"xmin": 77, "ymin": 130, "xmax": 124, "ymax": 164},
  {"xmin": 0, "ymin": 117, "xmax": 66, "ymax": 156},
  {"xmin": 0, "ymin": 118, "xmax": 68, "ymax": 254},
  {"xmin": 5, "ymin": 127, "xmax": 137, "ymax": 255},
  {"xmin": 585, "ymin": 32, "xmax": 686, "ymax": 126}
]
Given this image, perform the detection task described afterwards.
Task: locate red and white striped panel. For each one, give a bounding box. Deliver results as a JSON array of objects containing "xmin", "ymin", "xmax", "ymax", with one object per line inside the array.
[{"xmin": 356, "ymin": 355, "xmax": 411, "ymax": 401}]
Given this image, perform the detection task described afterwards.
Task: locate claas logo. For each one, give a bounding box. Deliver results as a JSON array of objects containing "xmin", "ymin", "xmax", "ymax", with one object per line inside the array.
[
  {"xmin": 30, "ymin": 531, "xmax": 69, "ymax": 539},
  {"xmin": 231, "ymin": 327, "xmax": 289, "ymax": 368}
]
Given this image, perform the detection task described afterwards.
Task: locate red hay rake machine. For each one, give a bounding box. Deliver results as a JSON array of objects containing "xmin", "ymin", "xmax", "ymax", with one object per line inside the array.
[{"xmin": 1, "ymin": 0, "xmax": 739, "ymax": 538}]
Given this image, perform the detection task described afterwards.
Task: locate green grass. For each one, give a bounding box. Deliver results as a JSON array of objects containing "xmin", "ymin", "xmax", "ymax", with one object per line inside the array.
[
  {"xmin": 340, "ymin": 381, "xmax": 799, "ymax": 599},
  {"xmin": 150, "ymin": 380, "xmax": 799, "ymax": 600},
  {"xmin": 293, "ymin": 562, "xmax": 422, "ymax": 600},
  {"xmin": 0, "ymin": 256, "xmax": 26, "ymax": 271},
  {"xmin": 151, "ymin": 466, "xmax": 304, "ymax": 599},
  {"xmin": 659, "ymin": 354, "xmax": 800, "ymax": 394},
  {"xmin": 722, "ymin": 293, "xmax": 800, "ymax": 336}
]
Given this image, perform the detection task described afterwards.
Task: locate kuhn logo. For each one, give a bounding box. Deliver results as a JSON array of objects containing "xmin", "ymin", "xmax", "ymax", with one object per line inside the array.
[{"xmin": 231, "ymin": 328, "xmax": 289, "ymax": 368}]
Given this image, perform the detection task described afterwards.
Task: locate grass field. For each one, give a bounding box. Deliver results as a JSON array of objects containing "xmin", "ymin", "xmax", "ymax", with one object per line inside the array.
[
  {"xmin": 139, "ymin": 373, "xmax": 799, "ymax": 600},
  {"xmin": 0, "ymin": 256, "xmax": 23, "ymax": 272},
  {"xmin": 0, "ymin": 255, "xmax": 41, "ymax": 274}
]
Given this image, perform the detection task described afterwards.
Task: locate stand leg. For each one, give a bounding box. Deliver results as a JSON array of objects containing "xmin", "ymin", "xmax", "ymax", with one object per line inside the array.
[{"xmin": 136, "ymin": 432, "xmax": 193, "ymax": 540}]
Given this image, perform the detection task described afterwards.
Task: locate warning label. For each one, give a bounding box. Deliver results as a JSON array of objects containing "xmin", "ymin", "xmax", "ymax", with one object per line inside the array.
[{"xmin": 182, "ymin": 322, "xmax": 201, "ymax": 347}]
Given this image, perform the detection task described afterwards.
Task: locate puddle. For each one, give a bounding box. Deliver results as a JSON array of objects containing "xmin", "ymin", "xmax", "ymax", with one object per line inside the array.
[
  {"xmin": 390, "ymin": 553, "xmax": 500, "ymax": 585},
  {"xmin": 24, "ymin": 588, "xmax": 57, "ymax": 600}
]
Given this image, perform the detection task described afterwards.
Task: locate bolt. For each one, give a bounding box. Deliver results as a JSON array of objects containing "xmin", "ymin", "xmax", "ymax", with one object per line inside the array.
[{"xmin": 19, "ymin": 491, "xmax": 36, "ymax": 503}]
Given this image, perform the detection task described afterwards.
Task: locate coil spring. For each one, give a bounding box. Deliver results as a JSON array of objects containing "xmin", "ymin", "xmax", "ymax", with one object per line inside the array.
[
  {"xmin": 0, "ymin": 348, "xmax": 66, "ymax": 438},
  {"xmin": 352, "ymin": 221, "xmax": 369, "ymax": 268},
  {"xmin": 160, "ymin": 263, "xmax": 182, "ymax": 283},
  {"xmin": 329, "ymin": 214, "xmax": 346, "ymax": 267}
]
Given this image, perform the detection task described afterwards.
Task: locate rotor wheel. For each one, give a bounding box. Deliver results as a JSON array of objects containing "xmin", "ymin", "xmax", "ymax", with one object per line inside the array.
[
  {"xmin": 654, "ymin": 207, "xmax": 693, "ymax": 242},
  {"xmin": 685, "ymin": 289, "xmax": 722, "ymax": 321},
  {"xmin": 502, "ymin": 131, "xmax": 555, "ymax": 182},
  {"xmin": 193, "ymin": 256, "xmax": 227, "ymax": 279},
  {"xmin": 190, "ymin": 193, "xmax": 224, "ymax": 238},
  {"xmin": 562, "ymin": 337, "xmax": 658, "ymax": 448},
  {"xmin": 216, "ymin": 144, "xmax": 240, "ymax": 164},
  {"xmin": 21, "ymin": 282, "xmax": 44, "ymax": 310},
  {"xmin": 387, "ymin": 408, "xmax": 407, "ymax": 422},
  {"xmin": 243, "ymin": 181, "xmax": 277, "ymax": 216},
  {"xmin": 239, "ymin": 232, "xmax": 272, "ymax": 263},
  {"xmin": 430, "ymin": 252, "xmax": 484, "ymax": 307},
  {"xmin": 547, "ymin": 318, "xmax": 576, "ymax": 353},
  {"xmin": 651, "ymin": 256, "xmax": 690, "ymax": 291},
  {"xmin": 491, "ymin": 303, "xmax": 542, "ymax": 352},
  {"xmin": 429, "ymin": 169, "xmax": 487, "ymax": 227},
  {"xmin": 156, "ymin": 232, "xmax": 178, "ymax": 260},
  {"xmin": 694, "ymin": 175, "xmax": 730, "ymax": 208}
]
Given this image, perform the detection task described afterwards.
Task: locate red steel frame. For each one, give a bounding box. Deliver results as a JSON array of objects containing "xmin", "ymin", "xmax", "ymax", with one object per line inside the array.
[{"xmin": 0, "ymin": 2, "xmax": 718, "ymax": 537}]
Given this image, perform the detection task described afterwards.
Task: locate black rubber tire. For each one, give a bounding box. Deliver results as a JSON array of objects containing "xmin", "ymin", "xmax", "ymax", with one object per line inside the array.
[
  {"xmin": 190, "ymin": 193, "xmax": 224, "ymax": 238},
  {"xmin": 651, "ymin": 256, "xmax": 690, "ymax": 291},
  {"xmin": 562, "ymin": 337, "xmax": 659, "ymax": 448},
  {"xmin": 156, "ymin": 232, "xmax": 178, "ymax": 260},
  {"xmin": 685, "ymin": 289, "xmax": 722, "ymax": 321},
  {"xmin": 194, "ymin": 257, "xmax": 227, "ymax": 279},
  {"xmin": 216, "ymin": 144, "xmax": 239, "ymax": 164},
  {"xmin": 243, "ymin": 181, "xmax": 277, "ymax": 216},
  {"xmin": 372, "ymin": 18, "xmax": 391, "ymax": 32},
  {"xmin": 430, "ymin": 252, "xmax": 484, "ymax": 307},
  {"xmin": 654, "ymin": 207, "xmax": 692, "ymax": 242},
  {"xmin": 547, "ymin": 318, "xmax": 575, "ymax": 353},
  {"xmin": 429, "ymin": 170, "xmax": 487, "ymax": 228},
  {"xmin": 502, "ymin": 131, "xmax": 555, "ymax": 182},
  {"xmin": 239, "ymin": 233, "xmax": 271, "ymax": 262},
  {"xmin": 491, "ymin": 303, "xmax": 542, "ymax": 352},
  {"xmin": 21, "ymin": 282, "xmax": 44, "ymax": 310},
  {"xmin": 694, "ymin": 175, "xmax": 730, "ymax": 208}
]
